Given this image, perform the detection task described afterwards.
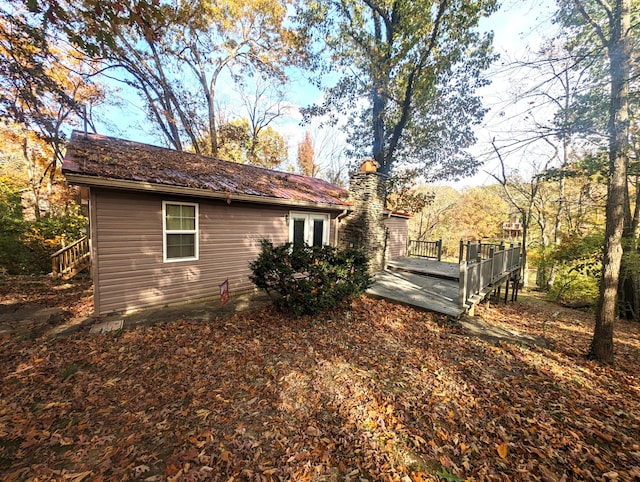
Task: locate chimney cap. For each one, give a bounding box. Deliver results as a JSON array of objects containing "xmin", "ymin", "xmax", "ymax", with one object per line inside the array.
[{"xmin": 360, "ymin": 159, "xmax": 378, "ymax": 172}]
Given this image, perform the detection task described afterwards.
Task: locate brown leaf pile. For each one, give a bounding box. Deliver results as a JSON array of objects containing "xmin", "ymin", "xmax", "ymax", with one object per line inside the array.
[
  {"xmin": 0, "ymin": 275, "xmax": 93, "ymax": 320},
  {"xmin": 1, "ymin": 287, "xmax": 639, "ymax": 481}
]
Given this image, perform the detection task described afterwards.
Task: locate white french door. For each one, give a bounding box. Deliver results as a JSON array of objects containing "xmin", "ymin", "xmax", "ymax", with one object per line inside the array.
[{"xmin": 289, "ymin": 212, "xmax": 330, "ymax": 247}]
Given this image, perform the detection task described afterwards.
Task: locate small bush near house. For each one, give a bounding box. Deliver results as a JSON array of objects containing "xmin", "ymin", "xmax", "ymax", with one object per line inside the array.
[{"xmin": 250, "ymin": 240, "xmax": 372, "ymax": 315}]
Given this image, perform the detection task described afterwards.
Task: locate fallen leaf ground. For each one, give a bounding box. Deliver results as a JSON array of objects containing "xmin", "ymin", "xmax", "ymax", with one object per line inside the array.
[
  {"xmin": 1, "ymin": 279, "xmax": 639, "ymax": 481},
  {"xmin": 0, "ymin": 275, "xmax": 93, "ymax": 338}
]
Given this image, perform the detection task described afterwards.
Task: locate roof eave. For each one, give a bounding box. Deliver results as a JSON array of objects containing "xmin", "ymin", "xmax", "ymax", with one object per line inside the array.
[
  {"xmin": 64, "ymin": 174, "xmax": 353, "ymax": 212},
  {"xmin": 383, "ymin": 209, "xmax": 412, "ymax": 218}
]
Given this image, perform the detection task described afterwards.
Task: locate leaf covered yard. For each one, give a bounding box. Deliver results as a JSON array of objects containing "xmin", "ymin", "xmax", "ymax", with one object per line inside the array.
[{"xmin": 1, "ymin": 295, "xmax": 640, "ymax": 481}]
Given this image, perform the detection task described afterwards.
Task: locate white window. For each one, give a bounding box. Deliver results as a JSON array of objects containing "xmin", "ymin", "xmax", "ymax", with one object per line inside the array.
[
  {"xmin": 289, "ymin": 212, "xmax": 330, "ymax": 247},
  {"xmin": 163, "ymin": 201, "xmax": 199, "ymax": 262}
]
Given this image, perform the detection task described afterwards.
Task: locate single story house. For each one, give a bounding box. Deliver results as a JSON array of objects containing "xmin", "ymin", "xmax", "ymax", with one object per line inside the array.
[{"xmin": 62, "ymin": 131, "xmax": 408, "ymax": 315}]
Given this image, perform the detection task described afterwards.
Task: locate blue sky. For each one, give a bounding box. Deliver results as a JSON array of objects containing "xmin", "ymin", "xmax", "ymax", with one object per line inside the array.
[{"xmin": 91, "ymin": 0, "xmax": 559, "ymax": 187}]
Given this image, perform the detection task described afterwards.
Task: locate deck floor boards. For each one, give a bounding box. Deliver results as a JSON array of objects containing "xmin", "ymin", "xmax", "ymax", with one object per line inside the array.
[
  {"xmin": 369, "ymin": 256, "xmax": 520, "ymax": 318},
  {"xmin": 386, "ymin": 258, "xmax": 460, "ymax": 280},
  {"xmin": 367, "ymin": 268, "xmax": 464, "ymax": 318}
]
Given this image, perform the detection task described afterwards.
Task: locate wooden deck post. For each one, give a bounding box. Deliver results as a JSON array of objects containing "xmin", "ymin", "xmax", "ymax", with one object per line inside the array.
[
  {"xmin": 489, "ymin": 246, "xmax": 495, "ymax": 282},
  {"xmin": 504, "ymin": 278, "xmax": 510, "ymax": 303},
  {"xmin": 458, "ymin": 261, "xmax": 467, "ymax": 308}
]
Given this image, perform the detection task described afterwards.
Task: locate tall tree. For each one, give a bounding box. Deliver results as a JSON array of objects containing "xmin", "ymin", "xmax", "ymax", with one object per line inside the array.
[
  {"xmin": 28, "ymin": 0, "xmax": 301, "ymax": 155},
  {"xmin": 299, "ymin": 0, "xmax": 497, "ymax": 177},
  {"xmin": 236, "ymin": 78, "xmax": 289, "ymax": 166},
  {"xmin": 297, "ymin": 131, "xmax": 318, "ymax": 177},
  {"xmin": 217, "ymin": 118, "xmax": 287, "ymax": 168},
  {"xmin": 555, "ymin": 0, "xmax": 634, "ymax": 363},
  {"xmin": 304, "ymin": 121, "xmax": 350, "ymax": 187},
  {"xmin": 507, "ymin": 42, "xmax": 595, "ymax": 286},
  {"xmin": 1, "ymin": 6, "xmax": 106, "ymax": 216}
]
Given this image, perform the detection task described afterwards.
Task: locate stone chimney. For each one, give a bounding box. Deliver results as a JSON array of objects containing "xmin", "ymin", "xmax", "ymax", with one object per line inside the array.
[{"xmin": 339, "ymin": 160, "xmax": 388, "ymax": 272}]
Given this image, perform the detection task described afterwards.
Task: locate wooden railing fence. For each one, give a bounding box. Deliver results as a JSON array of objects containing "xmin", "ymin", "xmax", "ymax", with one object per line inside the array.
[
  {"xmin": 458, "ymin": 240, "xmax": 504, "ymax": 262},
  {"xmin": 458, "ymin": 240, "xmax": 521, "ymax": 309},
  {"xmin": 407, "ymin": 239, "xmax": 442, "ymax": 261},
  {"xmin": 51, "ymin": 236, "xmax": 91, "ymax": 279}
]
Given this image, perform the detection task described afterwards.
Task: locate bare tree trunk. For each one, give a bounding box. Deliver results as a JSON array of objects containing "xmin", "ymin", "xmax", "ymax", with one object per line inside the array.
[
  {"xmin": 372, "ymin": 83, "xmax": 387, "ymax": 171},
  {"xmin": 631, "ymin": 200, "xmax": 640, "ymax": 319},
  {"xmin": 549, "ymin": 134, "xmax": 569, "ymax": 287},
  {"xmin": 21, "ymin": 137, "xmax": 44, "ymax": 220},
  {"xmin": 589, "ymin": 0, "xmax": 631, "ymax": 363},
  {"xmin": 521, "ymin": 211, "xmax": 529, "ymax": 288}
]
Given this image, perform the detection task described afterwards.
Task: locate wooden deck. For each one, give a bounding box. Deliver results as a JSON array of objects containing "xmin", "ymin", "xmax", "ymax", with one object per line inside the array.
[
  {"xmin": 367, "ymin": 268, "xmax": 464, "ymax": 317},
  {"xmin": 368, "ymin": 242, "xmax": 522, "ymax": 318},
  {"xmin": 387, "ymin": 258, "xmax": 459, "ymax": 280}
]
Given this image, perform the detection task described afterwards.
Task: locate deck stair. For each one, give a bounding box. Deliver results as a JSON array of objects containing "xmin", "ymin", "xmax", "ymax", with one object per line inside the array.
[
  {"xmin": 368, "ymin": 240, "xmax": 522, "ymax": 318},
  {"xmin": 51, "ymin": 236, "xmax": 91, "ymax": 280}
]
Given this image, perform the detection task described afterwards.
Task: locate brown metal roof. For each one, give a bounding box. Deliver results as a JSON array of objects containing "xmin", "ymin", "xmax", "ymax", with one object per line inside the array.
[{"xmin": 62, "ymin": 131, "xmax": 350, "ymax": 207}]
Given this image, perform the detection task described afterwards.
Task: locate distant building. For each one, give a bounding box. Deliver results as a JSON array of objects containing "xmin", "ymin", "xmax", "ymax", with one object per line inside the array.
[{"xmin": 502, "ymin": 215, "xmax": 523, "ymax": 240}]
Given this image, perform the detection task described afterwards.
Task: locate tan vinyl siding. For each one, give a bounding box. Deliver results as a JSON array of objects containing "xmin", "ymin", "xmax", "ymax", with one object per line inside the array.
[
  {"xmin": 384, "ymin": 216, "xmax": 408, "ymax": 261},
  {"xmin": 91, "ymin": 189, "xmax": 337, "ymax": 315},
  {"xmin": 89, "ymin": 189, "xmax": 101, "ymax": 313}
]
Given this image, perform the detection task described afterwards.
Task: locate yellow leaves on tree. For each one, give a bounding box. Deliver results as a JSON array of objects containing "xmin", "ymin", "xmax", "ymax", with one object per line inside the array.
[{"xmin": 297, "ymin": 131, "xmax": 318, "ymax": 177}]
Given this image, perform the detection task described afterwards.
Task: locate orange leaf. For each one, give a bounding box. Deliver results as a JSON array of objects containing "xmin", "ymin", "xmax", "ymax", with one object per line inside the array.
[{"xmin": 497, "ymin": 441, "xmax": 508, "ymax": 458}]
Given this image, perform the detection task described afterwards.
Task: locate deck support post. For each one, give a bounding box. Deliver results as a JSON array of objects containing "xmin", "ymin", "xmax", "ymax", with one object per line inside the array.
[{"xmin": 504, "ymin": 279, "xmax": 510, "ymax": 303}]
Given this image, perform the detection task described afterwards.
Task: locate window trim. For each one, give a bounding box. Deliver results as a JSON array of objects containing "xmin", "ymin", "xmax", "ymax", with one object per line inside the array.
[
  {"xmin": 162, "ymin": 201, "xmax": 199, "ymax": 263},
  {"xmin": 288, "ymin": 211, "xmax": 330, "ymax": 247}
]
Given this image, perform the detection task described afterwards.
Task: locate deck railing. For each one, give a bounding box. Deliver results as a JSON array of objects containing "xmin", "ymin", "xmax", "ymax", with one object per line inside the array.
[
  {"xmin": 458, "ymin": 240, "xmax": 505, "ymax": 262},
  {"xmin": 458, "ymin": 241, "xmax": 521, "ymax": 308},
  {"xmin": 407, "ymin": 239, "xmax": 442, "ymax": 261},
  {"xmin": 51, "ymin": 236, "xmax": 91, "ymax": 279}
]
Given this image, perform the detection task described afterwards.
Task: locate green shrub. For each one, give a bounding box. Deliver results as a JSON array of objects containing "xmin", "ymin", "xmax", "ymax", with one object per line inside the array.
[
  {"xmin": 547, "ymin": 262, "xmax": 599, "ymax": 306},
  {"xmin": 0, "ymin": 182, "xmax": 87, "ymax": 274},
  {"xmin": 250, "ymin": 240, "xmax": 372, "ymax": 315},
  {"xmin": 33, "ymin": 211, "xmax": 87, "ymax": 245},
  {"xmin": 545, "ymin": 233, "xmax": 602, "ymax": 306},
  {"xmin": 0, "ymin": 184, "xmax": 31, "ymax": 274}
]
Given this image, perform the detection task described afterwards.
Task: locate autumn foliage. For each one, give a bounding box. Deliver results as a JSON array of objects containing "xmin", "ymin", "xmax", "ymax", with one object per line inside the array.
[
  {"xmin": 1, "ymin": 279, "xmax": 640, "ymax": 480},
  {"xmin": 296, "ymin": 132, "xmax": 317, "ymax": 177},
  {"xmin": 249, "ymin": 240, "xmax": 371, "ymax": 315}
]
